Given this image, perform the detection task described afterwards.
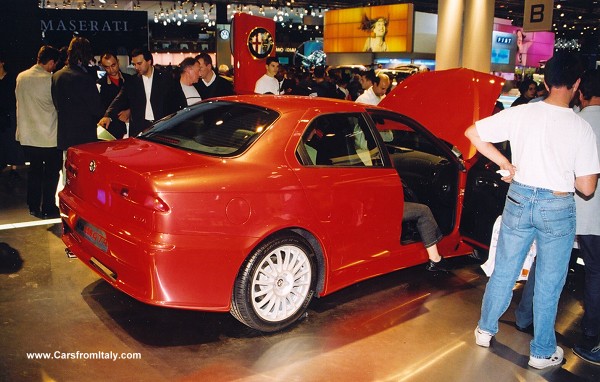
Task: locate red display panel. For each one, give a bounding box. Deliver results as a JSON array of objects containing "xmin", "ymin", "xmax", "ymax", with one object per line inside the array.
[{"xmin": 232, "ymin": 13, "xmax": 276, "ymax": 94}]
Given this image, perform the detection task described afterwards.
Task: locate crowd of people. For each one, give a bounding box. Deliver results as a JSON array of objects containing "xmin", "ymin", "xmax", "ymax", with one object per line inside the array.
[
  {"xmin": 2, "ymin": 36, "xmax": 414, "ymax": 221},
  {"xmin": 2, "ymin": 37, "xmax": 600, "ymax": 368}
]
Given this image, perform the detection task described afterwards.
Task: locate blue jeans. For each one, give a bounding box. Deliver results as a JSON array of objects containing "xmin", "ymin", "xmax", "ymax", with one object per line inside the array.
[
  {"xmin": 478, "ymin": 181, "xmax": 575, "ymax": 358},
  {"xmin": 515, "ymin": 260, "xmax": 536, "ymax": 329}
]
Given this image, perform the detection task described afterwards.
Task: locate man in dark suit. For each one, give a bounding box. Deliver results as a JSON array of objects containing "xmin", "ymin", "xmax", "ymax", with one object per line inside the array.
[
  {"xmin": 52, "ymin": 36, "xmax": 104, "ymax": 151},
  {"xmin": 97, "ymin": 52, "xmax": 132, "ymax": 139},
  {"xmin": 98, "ymin": 48, "xmax": 175, "ymax": 137},
  {"xmin": 194, "ymin": 52, "xmax": 234, "ymax": 100}
]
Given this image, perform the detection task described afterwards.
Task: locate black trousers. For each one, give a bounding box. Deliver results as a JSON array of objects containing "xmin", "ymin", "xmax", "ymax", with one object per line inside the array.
[
  {"xmin": 580, "ymin": 234, "xmax": 600, "ymax": 338},
  {"xmin": 22, "ymin": 145, "xmax": 62, "ymax": 214}
]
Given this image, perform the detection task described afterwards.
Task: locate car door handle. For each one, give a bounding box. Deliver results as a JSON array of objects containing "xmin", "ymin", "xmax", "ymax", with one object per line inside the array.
[{"xmin": 475, "ymin": 177, "xmax": 500, "ymax": 189}]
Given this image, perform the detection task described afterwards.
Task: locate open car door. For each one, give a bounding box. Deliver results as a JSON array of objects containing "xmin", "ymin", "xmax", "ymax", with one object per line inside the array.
[{"xmin": 380, "ymin": 68, "xmax": 508, "ymax": 251}]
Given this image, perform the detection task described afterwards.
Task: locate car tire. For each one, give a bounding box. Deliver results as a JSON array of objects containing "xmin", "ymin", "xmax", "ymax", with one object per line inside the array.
[{"xmin": 231, "ymin": 232, "xmax": 317, "ymax": 332}]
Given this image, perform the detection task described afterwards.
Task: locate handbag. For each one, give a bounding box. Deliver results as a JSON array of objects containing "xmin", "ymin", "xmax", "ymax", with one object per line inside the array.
[{"xmin": 481, "ymin": 215, "xmax": 536, "ymax": 281}]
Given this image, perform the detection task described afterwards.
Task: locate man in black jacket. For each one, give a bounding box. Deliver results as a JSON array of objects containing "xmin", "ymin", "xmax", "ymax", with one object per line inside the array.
[
  {"xmin": 52, "ymin": 36, "xmax": 104, "ymax": 151},
  {"xmin": 194, "ymin": 52, "xmax": 234, "ymax": 100},
  {"xmin": 97, "ymin": 52, "xmax": 132, "ymax": 139},
  {"xmin": 99, "ymin": 48, "xmax": 175, "ymax": 137}
]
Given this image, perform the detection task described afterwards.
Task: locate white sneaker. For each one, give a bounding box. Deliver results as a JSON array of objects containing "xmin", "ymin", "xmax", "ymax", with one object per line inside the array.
[
  {"xmin": 475, "ymin": 326, "xmax": 493, "ymax": 347},
  {"xmin": 528, "ymin": 346, "xmax": 564, "ymax": 369}
]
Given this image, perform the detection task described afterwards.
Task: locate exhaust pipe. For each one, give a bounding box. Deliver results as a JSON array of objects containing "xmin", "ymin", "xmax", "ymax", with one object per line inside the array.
[{"xmin": 65, "ymin": 248, "xmax": 77, "ymax": 259}]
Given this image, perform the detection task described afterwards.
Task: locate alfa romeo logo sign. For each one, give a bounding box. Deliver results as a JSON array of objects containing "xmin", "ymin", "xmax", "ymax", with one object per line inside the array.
[{"xmin": 247, "ymin": 27, "xmax": 274, "ymax": 59}]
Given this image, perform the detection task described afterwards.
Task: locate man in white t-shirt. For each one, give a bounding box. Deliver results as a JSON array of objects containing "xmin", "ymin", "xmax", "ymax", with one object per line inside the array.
[
  {"xmin": 254, "ymin": 57, "xmax": 280, "ymax": 95},
  {"xmin": 171, "ymin": 57, "xmax": 201, "ymax": 110},
  {"xmin": 355, "ymin": 72, "xmax": 390, "ymax": 105},
  {"xmin": 465, "ymin": 52, "xmax": 600, "ymax": 369}
]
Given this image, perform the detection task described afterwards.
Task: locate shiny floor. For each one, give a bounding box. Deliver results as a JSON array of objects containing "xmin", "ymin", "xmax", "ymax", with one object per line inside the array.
[{"xmin": 1, "ymin": 166, "xmax": 598, "ymax": 382}]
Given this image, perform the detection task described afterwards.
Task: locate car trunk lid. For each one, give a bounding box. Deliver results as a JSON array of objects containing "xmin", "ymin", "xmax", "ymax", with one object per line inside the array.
[
  {"xmin": 64, "ymin": 138, "xmax": 217, "ymax": 231},
  {"xmin": 379, "ymin": 68, "xmax": 503, "ymax": 159}
]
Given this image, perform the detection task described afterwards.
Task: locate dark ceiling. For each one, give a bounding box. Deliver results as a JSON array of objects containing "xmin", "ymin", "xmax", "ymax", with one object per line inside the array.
[
  {"xmin": 208, "ymin": 0, "xmax": 600, "ymax": 39},
  {"xmin": 59, "ymin": 1, "xmax": 600, "ymax": 42},
  {"xmin": 274, "ymin": 0, "xmax": 600, "ymax": 34}
]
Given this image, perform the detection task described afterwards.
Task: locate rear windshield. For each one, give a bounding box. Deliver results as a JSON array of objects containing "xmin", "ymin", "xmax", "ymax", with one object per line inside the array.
[{"xmin": 140, "ymin": 101, "xmax": 279, "ymax": 156}]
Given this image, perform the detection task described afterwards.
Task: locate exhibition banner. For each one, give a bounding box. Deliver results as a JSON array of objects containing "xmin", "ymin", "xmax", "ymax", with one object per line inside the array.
[{"xmin": 324, "ymin": 4, "xmax": 414, "ymax": 53}]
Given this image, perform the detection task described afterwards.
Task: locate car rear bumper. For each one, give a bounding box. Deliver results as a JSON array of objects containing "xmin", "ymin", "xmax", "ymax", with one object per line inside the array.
[{"xmin": 59, "ymin": 191, "xmax": 256, "ymax": 312}]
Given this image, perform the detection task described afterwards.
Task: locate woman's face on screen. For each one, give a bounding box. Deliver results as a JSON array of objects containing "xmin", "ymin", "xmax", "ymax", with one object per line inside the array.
[{"xmin": 373, "ymin": 19, "xmax": 386, "ymax": 36}]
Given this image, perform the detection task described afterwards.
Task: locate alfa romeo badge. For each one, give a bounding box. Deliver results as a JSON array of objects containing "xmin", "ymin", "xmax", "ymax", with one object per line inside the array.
[{"xmin": 247, "ymin": 27, "xmax": 274, "ymax": 59}]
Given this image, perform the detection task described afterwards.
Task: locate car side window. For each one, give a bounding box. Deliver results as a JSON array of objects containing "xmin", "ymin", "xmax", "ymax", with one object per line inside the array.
[
  {"xmin": 297, "ymin": 113, "xmax": 383, "ymax": 167},
  {"xmin": 371, "ymin": 114, "xmax": 442, "ymax": 158}
]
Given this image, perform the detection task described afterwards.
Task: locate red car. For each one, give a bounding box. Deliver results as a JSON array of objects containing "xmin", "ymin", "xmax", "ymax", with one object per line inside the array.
[{"xmin": 60, "ymin": 68, "xmax": 505, "ymax": 332}]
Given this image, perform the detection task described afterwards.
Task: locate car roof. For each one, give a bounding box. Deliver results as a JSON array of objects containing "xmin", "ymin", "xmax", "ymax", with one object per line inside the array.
[
  {"xmin": 205, "ymin": 95, "xmax": 373, "ymax": 114},
  {"xmin": 200, "ymin": 69, "xmax": 503, "ymax": 160}
]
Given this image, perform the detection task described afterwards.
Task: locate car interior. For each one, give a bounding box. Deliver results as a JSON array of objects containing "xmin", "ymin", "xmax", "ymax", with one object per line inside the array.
[
  {"xmin": 369, "ymin": 113, "xmax": 460, "ymax": 244},
  {"xmin": 296, "ymin": 112, "xmax": 460, "ymax": 246},
  {"xmin": 143, "ymin": 102, "xmax": 278, "ymax": 156},
  {"xmin": 298, "ymin": 113, "xmax": 384, "ymax": 167}
]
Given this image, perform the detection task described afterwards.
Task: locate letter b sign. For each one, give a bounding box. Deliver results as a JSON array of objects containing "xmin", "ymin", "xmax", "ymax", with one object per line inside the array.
[
  {"xmin": 530, "ymin": 5, "xmax": 544, "ymax": 23},
  {"xmin": 523, "ymin": 0, "xmax": 553, "ymax": 32}
]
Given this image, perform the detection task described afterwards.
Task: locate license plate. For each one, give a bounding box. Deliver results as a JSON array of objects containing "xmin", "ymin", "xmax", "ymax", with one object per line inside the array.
[{"xmin": 76, "ymin": 219, "xmax": 108, "ymax": 252}]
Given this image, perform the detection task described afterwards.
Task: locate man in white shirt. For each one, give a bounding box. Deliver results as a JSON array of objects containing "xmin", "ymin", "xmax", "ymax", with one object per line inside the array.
[
  {"xmin": 355, "ymin": 72, "xmax": 390, "ymax": 105},
  {"xmin": 254, "ymin": 57, "xmax": 280, "ymax": 95},
  {"xmin": 466, "ymin": 52, "xmax": 600, "ymax": 369}
]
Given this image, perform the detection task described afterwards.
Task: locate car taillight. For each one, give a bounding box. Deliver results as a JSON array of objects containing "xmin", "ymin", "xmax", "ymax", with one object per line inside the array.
[
  {"xmin": 143, "ymin": 195, "xmax": 170, "ymax": 213},
  {"xmin": 65, "ymin": 161, "xmax": 78, "ymax": 181},
  {"xmin": 112, "ymin": 184, "xmax": 170, "ymax": 213}
]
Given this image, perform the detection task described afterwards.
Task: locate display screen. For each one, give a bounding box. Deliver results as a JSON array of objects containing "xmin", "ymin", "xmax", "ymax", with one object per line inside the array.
[
  {"xmin": 324, "ymin": 4, "xmax": 414, "ymax": 53},
  {"xmin": 491, "ymin": 48, "xmax": 510, "ymax": 65}
]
